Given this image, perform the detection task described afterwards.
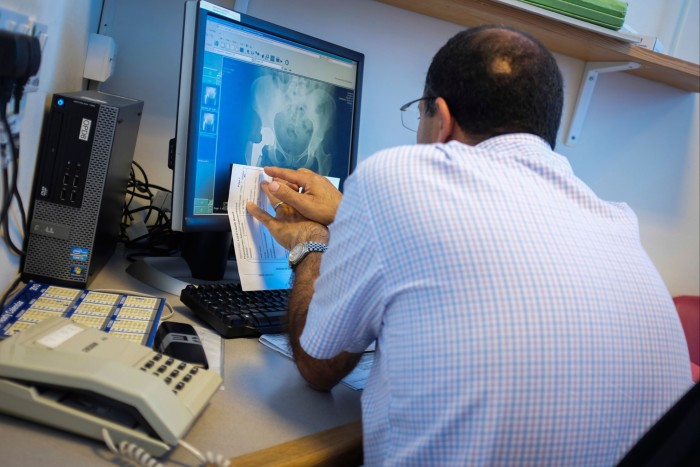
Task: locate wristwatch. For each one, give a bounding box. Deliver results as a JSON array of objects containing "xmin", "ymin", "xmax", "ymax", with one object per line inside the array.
[{"xmin": 288, "ymin": 241, "xmax": 328, "ymax": 269}]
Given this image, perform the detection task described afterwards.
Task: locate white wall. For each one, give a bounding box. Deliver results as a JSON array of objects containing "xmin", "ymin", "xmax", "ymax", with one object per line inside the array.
[
  {"xmin": 0, "ymin": 0, "xmax": 102, "ymax": 292},
  {"xmin": 1, "ymin": 0, "xmax": 698, "ymax": 296},
  {"xmin": 626, "ymin": 0, "xmax": 699, "ymax": 60}
]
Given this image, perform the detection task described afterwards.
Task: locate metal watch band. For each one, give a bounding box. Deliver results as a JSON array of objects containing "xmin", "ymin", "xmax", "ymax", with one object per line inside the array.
[{"xmin": 289, "ymin": 241, "xmax": 328, "ymax": 269}]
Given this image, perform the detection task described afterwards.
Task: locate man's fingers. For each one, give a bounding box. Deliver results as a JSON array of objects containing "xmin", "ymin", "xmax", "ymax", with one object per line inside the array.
[
  {"xmin": 260, "ymin": 182, "xmax": 282, "ymax": 205},
  {"xmin": 246, "ymin": 202, "xmax": 274, "ymax": 225},
  {"xmin": 264, "ymin": 166, "xmax": 311, "ymax": 189},
  {"xmin": 268, "ymin": 179, "xmax": 305, "ymax": 208}
]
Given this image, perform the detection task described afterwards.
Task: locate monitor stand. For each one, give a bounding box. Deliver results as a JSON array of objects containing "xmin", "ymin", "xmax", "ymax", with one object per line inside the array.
[{"xmin": 125, "ymin": 232, "xmax": 239, "ymax": 296}]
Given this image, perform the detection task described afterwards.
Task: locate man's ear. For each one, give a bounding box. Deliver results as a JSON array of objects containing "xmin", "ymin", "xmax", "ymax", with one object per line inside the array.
[{"xmin": 435, "ymin": 97, "xmax": 456, "ymax": 143}]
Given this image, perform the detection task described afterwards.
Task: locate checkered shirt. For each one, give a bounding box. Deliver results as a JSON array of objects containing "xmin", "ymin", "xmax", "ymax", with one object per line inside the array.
[{"xmin": 301, "ymin": 134, "xmax": 692, "ymax": 466}]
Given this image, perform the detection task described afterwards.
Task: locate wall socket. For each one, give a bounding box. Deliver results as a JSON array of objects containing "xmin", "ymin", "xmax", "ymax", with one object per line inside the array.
[{"xmin": 0, "ymin": 7, "xmax": 31, "ymax": 34}]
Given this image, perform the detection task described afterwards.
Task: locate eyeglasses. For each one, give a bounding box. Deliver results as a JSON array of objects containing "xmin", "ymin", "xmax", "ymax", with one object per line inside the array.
[{"xmin": 400, "ymin": 96, "xmax": 436, "ymax": 132}]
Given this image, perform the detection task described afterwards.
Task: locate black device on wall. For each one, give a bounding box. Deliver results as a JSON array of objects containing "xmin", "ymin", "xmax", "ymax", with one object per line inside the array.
[{"xmin": 21, "ymin": 90, "xmax": 143, "ymax": 288}]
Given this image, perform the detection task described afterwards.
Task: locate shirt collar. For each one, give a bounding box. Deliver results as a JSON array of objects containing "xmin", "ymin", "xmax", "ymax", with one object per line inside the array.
[{"xmin": 473, "ymin": 133, "xmax": 573, "ymax": 174}]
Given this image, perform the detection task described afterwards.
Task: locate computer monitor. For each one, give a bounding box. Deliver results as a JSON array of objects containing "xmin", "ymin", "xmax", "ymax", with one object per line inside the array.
[{"xmin": 170, "ymin": 1, "xmax": 363, "ymax": 281}]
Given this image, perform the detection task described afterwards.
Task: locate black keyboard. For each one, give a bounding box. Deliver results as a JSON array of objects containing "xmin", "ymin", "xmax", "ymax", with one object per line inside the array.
[{"xmin": 180, "ymin": 283, "xmax": 288, "ymax": 338}]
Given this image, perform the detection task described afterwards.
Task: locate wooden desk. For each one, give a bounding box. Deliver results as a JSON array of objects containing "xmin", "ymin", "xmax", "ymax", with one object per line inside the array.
[
  {"xmin": 229, "ymin": 420, "xmax": 363, "ymax": 467},
  {"xmin": 0, "ymin": 248, "xmax": 363, "ymax": 466}
]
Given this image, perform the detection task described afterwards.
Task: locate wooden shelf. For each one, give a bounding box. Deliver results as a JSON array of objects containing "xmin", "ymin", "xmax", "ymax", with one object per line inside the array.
[{"xmin": 377, "ymin": 0, "xmax": 700, "ymax": 92}]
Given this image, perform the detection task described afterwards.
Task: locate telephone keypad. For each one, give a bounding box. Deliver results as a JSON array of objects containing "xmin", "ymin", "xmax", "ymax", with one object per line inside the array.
[{"xmin": 140, "ymin": 351, "xmax": 209, "ymax": 395}]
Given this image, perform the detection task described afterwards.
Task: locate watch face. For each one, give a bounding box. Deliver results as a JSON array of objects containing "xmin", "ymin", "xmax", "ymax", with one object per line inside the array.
[
  {"xmin": 289, "ymin": 243, "xmax": 306, "ymax": 264},
  {"xmin": 289, "ymin": 242, "xmax": 327, "ymax": 269}
]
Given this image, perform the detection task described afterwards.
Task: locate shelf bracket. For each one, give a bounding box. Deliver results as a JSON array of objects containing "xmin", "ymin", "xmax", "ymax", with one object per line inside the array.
[{"xmin": 564, "ymin": 61, "xmax": 640, "ymax": 146}]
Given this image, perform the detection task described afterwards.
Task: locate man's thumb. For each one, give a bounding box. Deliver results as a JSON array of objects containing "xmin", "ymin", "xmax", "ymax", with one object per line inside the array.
[{"xmin": 268, "ymin": 180, "xmax": 282, "ymax": 194}]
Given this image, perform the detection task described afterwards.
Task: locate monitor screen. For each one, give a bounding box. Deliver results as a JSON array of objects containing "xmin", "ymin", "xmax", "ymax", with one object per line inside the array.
[{"xmin": 171, "ymin": 0, "xmax": 363, "ymax": 236}]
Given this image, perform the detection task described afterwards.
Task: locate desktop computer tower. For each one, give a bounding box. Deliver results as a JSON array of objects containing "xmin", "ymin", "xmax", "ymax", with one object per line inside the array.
[{"xmin": 21, "ymin": 90, "xmax": 143, "ymax": 288}]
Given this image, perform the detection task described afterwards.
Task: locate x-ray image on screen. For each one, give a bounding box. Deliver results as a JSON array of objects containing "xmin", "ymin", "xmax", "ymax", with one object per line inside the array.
[
  {"xmin": 201, "ymin": 55, "xmax": 355, "ymax": 214},
  {"xmin": 249, "ymin": 72, "xmax": 337, "ymax": 175}
]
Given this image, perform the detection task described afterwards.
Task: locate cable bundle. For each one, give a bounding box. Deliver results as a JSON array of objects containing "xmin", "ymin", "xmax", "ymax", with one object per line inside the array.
[
  {"xmin": 119, "ymin": 160, "xmax": 180, "ymax": 261},
  {"xmin": 0, "ymin": 30, "xmax": 41, "ymax": 262}
]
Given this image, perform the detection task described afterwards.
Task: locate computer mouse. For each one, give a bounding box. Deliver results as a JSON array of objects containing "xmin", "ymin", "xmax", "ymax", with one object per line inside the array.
[{"xmin": 153, "ymin": 321, "xmax": 209, "ymax": 369}]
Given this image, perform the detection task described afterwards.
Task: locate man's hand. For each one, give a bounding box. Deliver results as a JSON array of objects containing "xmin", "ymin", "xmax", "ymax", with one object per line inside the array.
[
  {"xmin": 246, "ymin": 182, "xmax": 329, "ymax": 251},
  {"xmin": 262, "ymin": 167, "xmax": 342, "ymax": 226}
]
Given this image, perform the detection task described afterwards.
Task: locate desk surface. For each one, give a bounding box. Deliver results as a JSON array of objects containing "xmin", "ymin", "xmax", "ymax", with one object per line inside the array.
[{"xmin": 0, "ymin": 248, "xmax": 362, "ymax": 466}]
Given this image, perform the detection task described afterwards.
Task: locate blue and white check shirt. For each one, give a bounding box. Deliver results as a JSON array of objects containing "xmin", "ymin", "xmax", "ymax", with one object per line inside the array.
[{"xmin": 301, "ymin": 134, "xmax": 692, "ymax": 466}]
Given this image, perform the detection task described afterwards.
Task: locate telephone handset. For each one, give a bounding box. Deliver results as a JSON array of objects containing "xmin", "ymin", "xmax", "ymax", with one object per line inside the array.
[{"xmin": 0, "ymin": 316, "xmax": 222, "ymax": 456}]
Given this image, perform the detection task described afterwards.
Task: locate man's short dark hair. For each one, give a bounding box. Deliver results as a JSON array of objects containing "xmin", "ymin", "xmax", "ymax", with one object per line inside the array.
[{"xmin": 424, "ymin": 25, "xmax": 564, "ymax": 149}]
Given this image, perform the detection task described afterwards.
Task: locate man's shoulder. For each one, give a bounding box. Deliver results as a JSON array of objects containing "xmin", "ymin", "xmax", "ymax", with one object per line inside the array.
[{"xmin": 360, "ymin": 142, "xmax": 469, "ymax": 169}]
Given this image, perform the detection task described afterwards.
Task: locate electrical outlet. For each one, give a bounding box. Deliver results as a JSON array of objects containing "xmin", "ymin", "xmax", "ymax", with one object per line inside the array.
[{"xmin": 0, "ymin": 7, "xmax": 31, "ymax": 34}]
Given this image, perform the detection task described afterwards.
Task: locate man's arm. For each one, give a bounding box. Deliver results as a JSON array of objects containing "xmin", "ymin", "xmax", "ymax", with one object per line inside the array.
[
  {"xmin": 245, "ymin": 197, "xmax": 360, "ymax": 391},
  {"xmin": 287, "ymin": 251, "xmax": 362, "ymax": 392}
]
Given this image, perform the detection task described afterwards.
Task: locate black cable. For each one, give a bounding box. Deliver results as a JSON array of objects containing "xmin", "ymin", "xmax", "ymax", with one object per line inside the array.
[
  {"xmin": 0, "ymin": 105, "xmax": 25, "ymax": 257},
  {"xmin": 0, "ymin": 31, "xmax": 39, "ymax": 264},
  {"xmin": 0, "ymin": 77, "xmax": 16, "ymax": 227},
  {"xmin": 0, "ymin": 135, "xmax": 26, "ymax": 255},
  {"xmin": 12, "ymin": 162, "xmax": 26, "ymax": 231},
  {"xmin": 119, "ymin": 160, "xmax": 178, "ymax": 261},
  {"xmin": 129, "ymin": 160, "xmax": 172, "ymax": 195},
  {"xmin": 0, "ymin": 274, "xmax": 22, "ymax": 312},
  {"xmin": 12, "ymin": 75, "xmax": 29, "ymax": 115},
  {"xmin": 132, "ymin": 159, "xmax": 148, "ymax": 181},
  {"xmin": 1, "ymin": 160, "xmax": 24, "ymax": 256},
  {"xmin": 0, "ymin": 142, "xmax": 9, "ymax": 227}
]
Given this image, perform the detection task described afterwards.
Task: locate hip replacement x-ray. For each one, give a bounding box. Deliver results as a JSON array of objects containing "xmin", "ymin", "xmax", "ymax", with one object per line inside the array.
[{"xmin": 195, "ymin": 56, "xmax": 355, "ymax": 215}]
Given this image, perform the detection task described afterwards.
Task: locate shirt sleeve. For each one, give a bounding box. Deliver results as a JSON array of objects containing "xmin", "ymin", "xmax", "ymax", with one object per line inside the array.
[{"xmin": 300, "ymin": 166, "xmax": 385, "ymax": 357}]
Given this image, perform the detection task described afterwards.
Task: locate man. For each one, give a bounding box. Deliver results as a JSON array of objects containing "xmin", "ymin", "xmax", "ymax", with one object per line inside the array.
[{"xmin": 247, "ymin": 25, "xmax": 692, "ymax": 465}]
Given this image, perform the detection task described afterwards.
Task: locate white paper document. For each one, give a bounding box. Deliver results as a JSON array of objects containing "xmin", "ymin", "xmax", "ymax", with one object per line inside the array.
[
  {"xmin": 194, "ymin": 325, "xmax": 224, "ymax": 382},
  {"xmin": 227, "ymin": 163, "xmax": 340, "ymax": 291},
  {"xmin": 227, "ymin": 164, "xmax": 291, "ymax": 291},
  {"xmin": 259, "ymin": 333, "xmax": 375, "ymax": 391}
]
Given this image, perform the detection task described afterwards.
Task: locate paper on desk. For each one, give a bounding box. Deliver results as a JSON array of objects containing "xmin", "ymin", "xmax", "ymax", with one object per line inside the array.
[
  {"xmin": 227, "ymin": 164, "xmax": 291, "ymax": 291},
  {"xmin": 259, "ymin": 333, "xmax": 374, "ymax": 391},
  {"xmin": 195, "ymin": 324, "xmax": 224, "ymax": 380}
]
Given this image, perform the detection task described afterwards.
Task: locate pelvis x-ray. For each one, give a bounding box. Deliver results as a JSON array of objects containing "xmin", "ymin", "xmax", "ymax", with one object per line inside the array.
[{"xmin": 247, "ymin": 72, "xmax": 336, "ymax": 175}]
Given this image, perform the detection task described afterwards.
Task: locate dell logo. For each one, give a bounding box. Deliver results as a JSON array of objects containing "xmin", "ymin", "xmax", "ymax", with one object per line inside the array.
[{"xmin": 79, "ymin": 118, "xmax": 92, "ymax": 141}]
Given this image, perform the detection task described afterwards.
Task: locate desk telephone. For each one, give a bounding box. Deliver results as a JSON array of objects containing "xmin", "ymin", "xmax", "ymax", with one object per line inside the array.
[{"xmin": 0, "ymin": 316, "xmax": 222, "ymax": 456}]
